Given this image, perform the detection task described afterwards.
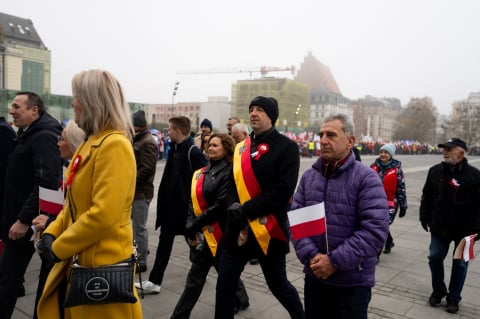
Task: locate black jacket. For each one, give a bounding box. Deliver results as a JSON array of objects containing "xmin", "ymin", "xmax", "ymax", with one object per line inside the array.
[
  {"xmin": 1, "ymin": 112, "xmax": 63, "ymax": 243},
  {"xmin": 420, "ymin": 158, "xmax": 480, "ymax": 241},
  {"xmin": 223, "ymin": 128, "xmax": 300, "ymax": 255},
  {"xmin": 155, "ymin": 137, "xmax": 207, "ymax": 233},
  {"xmin": 0, "ymin": 117, "xmax": 16, "ymax": 221},
  {"xmin": 186, "ymin": 158, "xmax": 237, "ymax": 262}
]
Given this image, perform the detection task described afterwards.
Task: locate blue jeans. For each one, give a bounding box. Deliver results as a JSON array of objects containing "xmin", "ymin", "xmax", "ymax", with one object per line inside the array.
[
  {"xmin": 428, "ymin": 234, "xmax": 468, "ymax": 302},
  {"xmin": 304, "ymin": 275, "xmax": 371, "ymax": 319}
]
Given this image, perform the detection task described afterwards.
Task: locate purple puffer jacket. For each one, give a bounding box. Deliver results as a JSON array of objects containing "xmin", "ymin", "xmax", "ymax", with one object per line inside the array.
[{"xmin": 291, "ymin": 152, "xmax": 389, "ymax": 288}]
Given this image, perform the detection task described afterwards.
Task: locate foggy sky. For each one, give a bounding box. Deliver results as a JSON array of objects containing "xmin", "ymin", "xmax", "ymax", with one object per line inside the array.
[{"xmin": 2, "ymin": 0, "xmax": 480, "ymax": 116}]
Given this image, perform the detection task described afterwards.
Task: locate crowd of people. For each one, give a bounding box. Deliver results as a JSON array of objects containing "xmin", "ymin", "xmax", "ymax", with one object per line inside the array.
[
  {"xmin": 0, "ymin": 71, "xmax": 479, "ymax": 319},
  {"xmin": 296, "ymin": 138, "xmax": 456, "ymax": 158}
]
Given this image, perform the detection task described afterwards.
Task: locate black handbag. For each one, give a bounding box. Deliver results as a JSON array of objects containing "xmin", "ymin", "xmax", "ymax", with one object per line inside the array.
[
  {"xmin": 64, "ymin": 256, "xmax": 137, "ymax": 307},
  {"xmin": 63, "ymin": 188, "xmax": 139, "ymax": 308}
]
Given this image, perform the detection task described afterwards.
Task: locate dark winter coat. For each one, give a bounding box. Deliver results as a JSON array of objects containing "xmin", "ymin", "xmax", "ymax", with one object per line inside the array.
[
  {"xmin": 1, "ymin": 112, "xmax": 63, "ymax": 243},
  {"xmin": 222, "ymin": 128, "xmax": 300, "ymax": 256},
  {"xmin": 133, "ymin": 129, "xmax": 158, "ymax": 200},
  {"xmin": 0, "ymin": 117, "xmax": 16, "ymax": 221},
  {"xmin": 291, "ymin": 152, "xmax": 389, "ymax": 288},
  {"xmin": 420, "ymin": 158, "xmax": 480, "ymax": 241},
  {"xmin": 155, "ymin": 137, "xmax": 207, "ymax": 234}
]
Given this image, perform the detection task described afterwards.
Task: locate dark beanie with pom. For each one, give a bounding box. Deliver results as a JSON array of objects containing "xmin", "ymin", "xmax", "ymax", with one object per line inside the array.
[{"xmin": 248, "ymin": 96, "xmax": 279, "ymax": 126}]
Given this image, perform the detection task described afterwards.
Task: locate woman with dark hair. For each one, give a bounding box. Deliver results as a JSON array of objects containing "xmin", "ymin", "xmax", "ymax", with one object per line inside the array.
[{"xmin": 171, "ymin": 133, "xmax": 249, "ymax": 318}]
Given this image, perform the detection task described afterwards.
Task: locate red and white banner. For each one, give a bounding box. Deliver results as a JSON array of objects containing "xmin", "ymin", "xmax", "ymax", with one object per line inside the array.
[
  {"xmin": 454, "ymin": 234, "xmax": 477, "ymax": 262},
  {"xmin": 39, "ymin": 186, "xmax": 64, "ymax": 215},
  {"xmin": 288, "ymin": 202, "xmax": 326, "ymax": 240}
]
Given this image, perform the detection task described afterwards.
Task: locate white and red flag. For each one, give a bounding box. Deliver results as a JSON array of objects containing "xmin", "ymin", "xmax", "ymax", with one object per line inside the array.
[
  {"xmin": 288, "ymin": 202, "xmax": 326, "ymax": 240},
  {"xmin": 39, "ymin": 186, "xmax": 64, "ymax": 215},
  {"xmin": 454, "ymin": 234, "xmax": 477, "ymax": 262}
]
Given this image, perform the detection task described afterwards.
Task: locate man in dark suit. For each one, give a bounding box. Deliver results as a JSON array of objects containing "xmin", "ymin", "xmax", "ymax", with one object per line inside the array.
[{"xmin": 215, "ymin": 96, "xmax": 304, "ymax": 319}]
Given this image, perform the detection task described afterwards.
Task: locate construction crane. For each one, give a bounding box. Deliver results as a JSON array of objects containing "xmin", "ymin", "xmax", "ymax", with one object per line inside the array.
[{"xmin": 177, "ymin": 65, "xmax": 296, "ymax": 77}]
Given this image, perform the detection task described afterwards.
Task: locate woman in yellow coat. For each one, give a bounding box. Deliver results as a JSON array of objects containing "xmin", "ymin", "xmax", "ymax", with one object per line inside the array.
[{"xmin": 36, "ymin": 69, "xmax": 142, "ymax": 319}]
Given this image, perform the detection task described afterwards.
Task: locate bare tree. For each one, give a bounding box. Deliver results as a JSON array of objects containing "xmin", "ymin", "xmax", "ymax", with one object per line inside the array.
[
  {"xmin": 449, "ymin": 101, "xmax": 480, "ymax": 147},
  {"xmin": 393, "ymin": 97, "xmax": 437, "ymax": 143}
]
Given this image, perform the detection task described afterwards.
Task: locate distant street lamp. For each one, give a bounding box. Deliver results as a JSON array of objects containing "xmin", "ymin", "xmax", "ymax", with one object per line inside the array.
[
  {"xmin": 295, "ymin": 104, "xmax": 301, "ymax": 134},
  {"xmin": 171, "ymin": 81, "xmax": 179, "ymax": 117}
]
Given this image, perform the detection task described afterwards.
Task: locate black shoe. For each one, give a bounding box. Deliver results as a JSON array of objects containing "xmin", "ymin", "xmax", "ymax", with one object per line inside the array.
[
  {"xmin": 233, "ymin": 302, "xmax": 250, "ymax": 314},
  {"xmin": 233, "ymin": 305, "xmax": 240, "ymax": 314},
  {"xmin": 249, "ymin": 258, "xmax": 259, "ymax": 265},
  {"xmin": 446, "ymin": 300, "xmax": 459, "ymax": 314},
  {"xmin": 383, "ymin": 242, "xmax": 395, "ymax": 254},
  {"xmin": 429, "ymin": 291, "xmax": 446, "ymax": 307}
]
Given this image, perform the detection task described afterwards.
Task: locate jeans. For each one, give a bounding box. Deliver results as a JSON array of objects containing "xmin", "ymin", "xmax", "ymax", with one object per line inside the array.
[
  {"xmin": 131, "ymin": 198, "xmax": 151, "ymax": 265},
  {"xmin": 304, "ymin": 275, "xmax": 371, "ymax": 319},
  {"xmin": 0, "ymin": 240, "xmax": 35, "ymax": 319},
  {"xmin": 428, "ymin": 234, "xmax": 468, "ymax": 302},
  {"xmin": 215, "ymin": 250, "xmax": 304, "ymax": 319}
]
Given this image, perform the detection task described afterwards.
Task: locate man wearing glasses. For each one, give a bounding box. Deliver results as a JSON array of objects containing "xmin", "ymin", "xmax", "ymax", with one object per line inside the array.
[{"xmin": 420, "ymin": 137, "xmax": 480, "ymax": 314}]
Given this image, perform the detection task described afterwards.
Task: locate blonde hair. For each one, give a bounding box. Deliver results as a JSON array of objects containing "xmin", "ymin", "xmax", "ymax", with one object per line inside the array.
[
  {"xmin": 63, "ymin": 120, "xmax": 86, "ymax": 154},
  {"xmin": 71, "ymin": 69, "xmax": 134, "ymax": 140}
]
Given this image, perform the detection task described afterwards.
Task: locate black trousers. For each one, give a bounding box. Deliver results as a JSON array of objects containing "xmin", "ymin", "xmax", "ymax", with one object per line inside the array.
[
  {"xmin": 215, "ymin": 249, "xmax": 304, "ymax": 319},
  {"xmin": 304, "ymin": 275, "xmax": 371, "ymax": 319},
  {"xmin": 149, "ymin": 230, "xmax": 176, "ymax": 285},
  {"xmin": 0, "ymin": 240, "xmax": 35, "ymax": 319},
  {"xmin": 171, "ymin": 256, "xmax": 249, "ymax": 319}
]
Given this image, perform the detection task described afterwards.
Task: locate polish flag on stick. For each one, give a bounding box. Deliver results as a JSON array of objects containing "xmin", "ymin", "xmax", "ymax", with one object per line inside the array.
[
  {"xmin": 39, "ymin": 186, "xmax": 64, "ymax": 215},
  {"xmin": 454, "ymin": 234, "xmax": 478, "ymax": 262},
  {"xmin": 288, "ymin": 202, "xmax": 326, "ymax": 241}
]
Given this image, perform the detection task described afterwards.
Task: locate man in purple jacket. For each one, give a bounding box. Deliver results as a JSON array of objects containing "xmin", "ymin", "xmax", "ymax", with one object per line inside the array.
[{"xmin": 291, "ymin": 114, "xmax": 389, "ymax": 319}]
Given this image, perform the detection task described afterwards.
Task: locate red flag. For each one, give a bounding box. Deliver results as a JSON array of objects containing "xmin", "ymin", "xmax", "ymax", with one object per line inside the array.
[
  {"xmin": 454, "ymin": 234, "xmax": 477, "ymax": 262},
  {"xmin": 462, "ymin": 235, "xmax": 476, "ymax": 261},
  {"xmin": 39, "ymin": 186, "xmax": 64, "ymax": 215},
  {"xmin": 288, "ymin": 203, "xmax": 326, "ymax": 240}
]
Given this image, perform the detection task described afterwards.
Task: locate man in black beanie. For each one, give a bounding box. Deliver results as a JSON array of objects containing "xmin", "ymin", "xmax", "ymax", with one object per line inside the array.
[
  {"xmin": 132, "ymin": 110, "xmax": 148, "ymax": 127},
  {"xmin": 248, "ymin": 96, "xmax": 279, "ymax": 126},
  {"xmin": 131, "ymin": 110, "xmax": 158, "ymax": 272},
  {"xmin": 215, "ymin": 96, "xmax": 304, "ymax": 319},
  {"xmin": 194, "ymin": 118, "xmax": 213, "ymax": 152}
]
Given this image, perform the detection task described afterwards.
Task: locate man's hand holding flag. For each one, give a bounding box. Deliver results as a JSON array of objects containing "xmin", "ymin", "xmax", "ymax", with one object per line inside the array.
[{"xmin": 454, "ymin": 234, "xmax": 478, "ymax": 262}]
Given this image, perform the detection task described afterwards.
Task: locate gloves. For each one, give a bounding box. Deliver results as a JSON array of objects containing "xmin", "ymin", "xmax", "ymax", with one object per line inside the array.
[
  {"xmin": 186, "ymin": 214, "xmax": 208, "ymax": 240},
  {"xmin": 36, "ymin": 234, "xmax": 60, "ymax": 263},
  {"xmin": 399, "ymin": 208, "xmax": 407, "ymax": 218},
  {"xmin": 227, "ymin": 203, "xmax": 245, "ymax": 223},
  {"xmin": 421, "ymin": 220, "xmax": 430, "ymax": 232}
]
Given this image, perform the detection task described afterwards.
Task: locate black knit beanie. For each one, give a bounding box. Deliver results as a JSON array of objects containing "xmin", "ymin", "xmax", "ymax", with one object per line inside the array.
[{"xmin": 248, "ymin": 96, "xmax": 279, "ymax": 126}]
